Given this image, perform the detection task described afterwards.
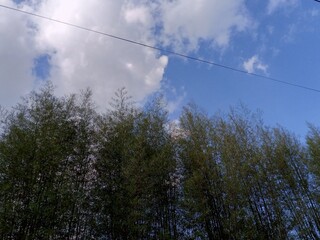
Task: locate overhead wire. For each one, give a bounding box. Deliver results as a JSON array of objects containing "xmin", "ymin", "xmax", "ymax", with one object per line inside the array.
[{"xmin": 1, "ymin": 3, "xmax": 320, "ymax": 93}]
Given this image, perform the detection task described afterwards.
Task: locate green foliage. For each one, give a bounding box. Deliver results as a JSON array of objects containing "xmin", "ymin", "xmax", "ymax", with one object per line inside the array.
[
  {"xmin": 179, "ymin": 104, "xmax": 319, "ymax": 239},
  {"xmin": 93, "ymin": 92, "xmax": 179, "ymax": 239},
  {"xmin": 0, "ymin": 84, "xmax": 96, "ymax": 239},
  {"xmin": 0, "ymin": 86, "xmax": 319, "ymax": 239}
]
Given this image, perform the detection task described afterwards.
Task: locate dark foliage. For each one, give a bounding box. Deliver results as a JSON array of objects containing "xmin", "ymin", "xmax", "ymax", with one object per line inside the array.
[{"xmin": 0, "ymin": 86, "xmax": 319, "ymax": 239}]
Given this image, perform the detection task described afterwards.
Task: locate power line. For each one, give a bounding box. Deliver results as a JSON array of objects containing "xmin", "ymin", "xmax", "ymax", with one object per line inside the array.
[{"xmin": 1, "ymin": 4, "xmax": 320, "ymax": 93}]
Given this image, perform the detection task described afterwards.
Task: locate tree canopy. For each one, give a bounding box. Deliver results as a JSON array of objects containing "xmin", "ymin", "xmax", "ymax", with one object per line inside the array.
[{"xmin": 0, "ymin": 85, "xmax": 319, "ymax": 239}]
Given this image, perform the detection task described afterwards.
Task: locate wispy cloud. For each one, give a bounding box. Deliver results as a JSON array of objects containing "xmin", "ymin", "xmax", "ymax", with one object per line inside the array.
[
  {"xmin": 267, "ymin": 0, "xmax": 297, "ymax": 14},
  {"xmin": 158, "ymin": 0, "xmax": 252, "ymax": 51},
  {"xmin": 243, "ymin": 55, "xmax": 268, "ymax": 74},
  {"xmin": 166, "ymin": 90, "xmax": 187, "ymax": 114}
]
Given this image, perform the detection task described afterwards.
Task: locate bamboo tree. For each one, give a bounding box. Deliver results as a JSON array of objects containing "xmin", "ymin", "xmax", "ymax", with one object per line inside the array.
[
  {"xmin": 93, "ymin": 91, "xmax": 179, "ymax": 239},
  {"xmin": 179, "ymin": 104, "xmax": 228, "ymax": 239},
  {"xmin": 124, "ymin": 96, "xmax": 179, "ymax": 239},
  {"xmin": 0, "ymin": 84, "xmax": 96, "ymax": 239},
  {"xmin": 93, "ymin": 88, "xmax": 138, "ymax": 239}
]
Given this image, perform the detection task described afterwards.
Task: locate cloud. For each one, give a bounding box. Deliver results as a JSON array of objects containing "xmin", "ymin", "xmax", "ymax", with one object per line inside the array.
[
  {"xmin": 0, "ymin": 0, "xmax": 252, "ymax": 109},
  {"xmin": 166, "ymin": 92, "xmax": 186, "ymax": 114},
  {"xmin": 158, "ymin": 0, "xmax": 252, "ymax": 51},
  {"xmin": 0, "ymin": 0, "xmax": 39, "ymax": 108},
  {"xmin": 281, "ymin": 24, "xmax": 297, "ymax": 43},
  {"xmin": 243, "ymin": 55, "xmax": 268, "ymax": 74},
  {"xmin": 267, "ymin": 0, "xmax": 297, "ymax": 14},
  {"xmin": 33, "ymin": 0, "xmax": 170, "ymax": 108},
  {"xmin": 163, "ymin": 84, "xmax": 187, "ymax": 114}
]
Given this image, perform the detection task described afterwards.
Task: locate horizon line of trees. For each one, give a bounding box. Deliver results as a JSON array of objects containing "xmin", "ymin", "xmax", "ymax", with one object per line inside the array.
[{"xmin": 1, "ymin": 84, "xmax": 320, "ymax": 239}]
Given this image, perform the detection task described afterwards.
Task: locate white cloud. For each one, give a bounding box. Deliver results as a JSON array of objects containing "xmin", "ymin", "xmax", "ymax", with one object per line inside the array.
[
  {"xmin": 243, "ymin": 55, "xmax": 268, "ymax": 74},
  {"xmin": 158, "ymin": 0, "xmax": 251, "ymax": 51},
  {"xmin": 166, "ymin": 92, "xmax": 186, "ymax": 114},
  {"xmin": 267, "ymin": 0, "xmax": 297, "ymax": 14},
  {"xmin": 164, "ymin": 85, "xmax": 187, "ymax": 114},
  {"xmin": 0, "ymin": 0, "xmax": 39, "ymax": 108},
  {"xmin": 33, "ymin": 0, "xmax": 168, "ymax": 108},
  {"xmin": 0, "ymin": 0, "xmax": 252, "ymax": 109}
]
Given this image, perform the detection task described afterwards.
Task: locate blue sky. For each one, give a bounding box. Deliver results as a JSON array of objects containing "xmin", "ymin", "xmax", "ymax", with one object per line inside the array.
[
  {"xmin": 163, "ymin": 1, "xmax": 320, "ymax": 139},
  {"xmin": 1, "ymin": 0, "xmax": 320, "ymax": 139}
]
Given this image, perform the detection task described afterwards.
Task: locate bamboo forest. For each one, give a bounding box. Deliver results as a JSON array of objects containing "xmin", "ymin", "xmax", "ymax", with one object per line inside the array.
[{"xmin": 1, "ymin": 84, "xmax": 320, "ymax": 239}]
